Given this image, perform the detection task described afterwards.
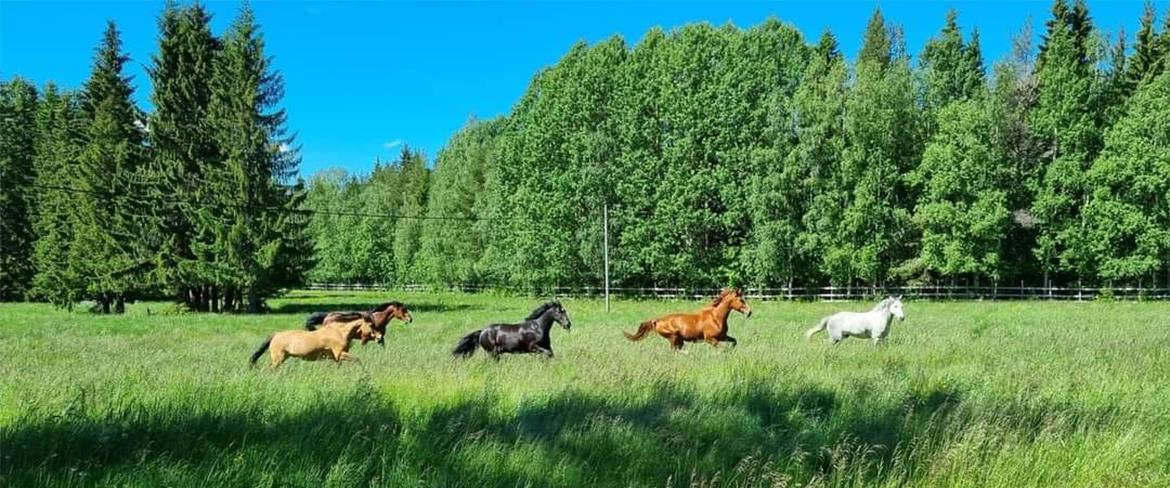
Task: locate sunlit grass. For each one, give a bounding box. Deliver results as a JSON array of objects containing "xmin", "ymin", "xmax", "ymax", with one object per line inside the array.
[{"xmin": 2, "ymin": 292, "xmax": 1169, "ymax": 487}]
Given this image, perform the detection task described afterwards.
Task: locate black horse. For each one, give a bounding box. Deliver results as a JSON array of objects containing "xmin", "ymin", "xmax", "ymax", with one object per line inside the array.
[{"xmin": 452, "ymin": 301, "xmax": 571, "ymax": 359}]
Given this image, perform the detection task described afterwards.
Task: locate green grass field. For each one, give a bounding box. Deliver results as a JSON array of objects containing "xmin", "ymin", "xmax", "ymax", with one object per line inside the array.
[{"xmin": 2, "ymin": 291, "xmax": 1169, "ymax": 487}]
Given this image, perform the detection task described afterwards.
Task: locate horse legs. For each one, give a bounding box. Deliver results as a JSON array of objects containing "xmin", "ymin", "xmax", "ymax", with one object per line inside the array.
[
  {"xmin": 534, "ymin": 345, "xmax": 555, "ymax": 358},
  {"xmin": 704, "ymin": 336, "xmax": 721, "ymax": 348},
  {"xmin": 721, "ymin": 335, "xmax": 738, "ymax": 348},
  {"xmin": 670, "ymin": 335, "xmax": 686, "ymax": 352},
  {"xmin": 269, "ymin": 349, "xmax": 286, "ymax": 369}
]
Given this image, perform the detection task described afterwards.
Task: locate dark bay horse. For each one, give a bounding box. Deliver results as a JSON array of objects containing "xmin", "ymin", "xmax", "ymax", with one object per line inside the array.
[
  {"xmin": 305, "ymin": 301, "xmax": 413, "ymax": 346},
  {"xmin": 624, "ymin": 288, "xmax": 752, "ymax": 350},
  {"xmin": 452, "ymin": 301, "xmax": 571, "ymax": 359}
]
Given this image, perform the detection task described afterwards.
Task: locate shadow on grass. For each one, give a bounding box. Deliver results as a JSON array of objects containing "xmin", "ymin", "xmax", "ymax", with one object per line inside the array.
[{"xmin": 0, "ymin": 381, "xmax": 1106, "ymax": 487}]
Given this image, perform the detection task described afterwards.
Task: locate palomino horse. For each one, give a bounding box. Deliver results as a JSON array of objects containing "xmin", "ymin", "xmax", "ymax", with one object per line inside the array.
[
  {"xmin": 452, "ymin": 301, "xmax": 571, "ymax": 359},
  {"xmin": 250, "ymin": 317, "xmax": 381, "ymax": 369},
  {"xmin": 304, "ymin": 301, "xmax": 413, "ymax": 346},
  {"xmin": 806, "ymin": 296, "xmax": 906, "ymax": 345},
  {"xmin": 624, "ymin": 288, "xmax": 752, "ymax": 350}
]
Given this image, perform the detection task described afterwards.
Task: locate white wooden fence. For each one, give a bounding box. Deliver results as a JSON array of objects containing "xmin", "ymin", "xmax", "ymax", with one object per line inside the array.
[{"xmin": 305, "ymin": 283, "xmax": 1170, "ymax": 301}]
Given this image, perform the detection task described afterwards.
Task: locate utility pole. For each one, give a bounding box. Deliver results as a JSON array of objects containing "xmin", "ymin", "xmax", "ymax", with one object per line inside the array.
[{"xmin": 604, "ymin": 203, "xmax": 610, "ymax": 313}]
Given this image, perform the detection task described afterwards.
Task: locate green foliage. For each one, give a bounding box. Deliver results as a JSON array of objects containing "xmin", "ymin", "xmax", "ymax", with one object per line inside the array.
[
  {"xmin": 29, "ymin": 85, "xmax": 85, "ymax": 307},
  {"xmin": 418, "ymin": 118, "xmax": 504, "ymax": 286},
  {"xmin": 1030, "ymin": 5, "xmax": 1102, "ymax": 279},
  {"xmin": 147, "ymin": 1, "xmax": 220, "ymax": 304},
  {"xmin": 911, "ymin": 99, "xmax": 1011, "ymax": 281},
  {"xmin": 0, "ymin": 78, "xmax": 39, "ymax": 300},
  {"xmin": 1083, "ymin": 70, "xmax": 1170, "ymax": 282},
  {"xmin": 202, "ymin": 3, "xmax": 311, "ymax": 311},
  {"xmin": 70, "ymin": 22, "xmax": 152, "ymax": 313},
  {"xmin": 6, "ymin": 1, "xmax": 1170, "ymax": 296}
]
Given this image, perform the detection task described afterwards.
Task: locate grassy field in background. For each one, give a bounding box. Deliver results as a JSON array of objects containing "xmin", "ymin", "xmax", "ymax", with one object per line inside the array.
[{"xmin": 2, "ymin": 291, "xmax": 1169, "ymax": 487}]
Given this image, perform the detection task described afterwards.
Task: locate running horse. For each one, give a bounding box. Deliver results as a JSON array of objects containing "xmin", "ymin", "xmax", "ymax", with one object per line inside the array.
[
  {"xmin": 624, "ymin": 288, "xmax": 752, "ymax": 350},
  {"xmin": 304, "ymin": 301, "xmax": 413, "ymax": 346},
  {"xmin": 250, "ymin": 316, "xmax": 381, "ymax": 369},
  {"xmin": 806, "ymin": 296, "xmax": 905, "ymax": 345},
  {"xmin": 451, "ymin": 301, "xmax": 571, "ymax": 359}
]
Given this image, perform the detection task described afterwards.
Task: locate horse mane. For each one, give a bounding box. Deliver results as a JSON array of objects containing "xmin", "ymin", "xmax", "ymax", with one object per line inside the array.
[
  {"xmin": 371, "ymin": 301, "xmax": 406, "ymax": 313},
  {"xmin": 329, "ymin": 311, "xmax": 368, "ymax": 322},
  {"xmin": 524, "ymin": 301, "xmax": 562, "ymax": 320},
  {"xmin": 708, "ymin": 288, "xmax": 741, "ymax": 308},
  {"xmin": 872, "ymin": 297, "xmax": 893, "ymax": 311}
]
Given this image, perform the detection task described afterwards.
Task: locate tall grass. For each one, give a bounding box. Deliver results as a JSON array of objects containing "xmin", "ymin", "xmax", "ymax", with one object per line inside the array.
[{"xmin": 2, "ymin": 292, "xmax": 1168, "ymax": 487}]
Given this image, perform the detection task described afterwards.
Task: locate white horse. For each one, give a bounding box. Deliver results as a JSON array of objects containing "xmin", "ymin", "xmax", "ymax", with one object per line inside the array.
[{"xmin": 805, "ymin": 296, "xmax": 906, "ymax": 345}]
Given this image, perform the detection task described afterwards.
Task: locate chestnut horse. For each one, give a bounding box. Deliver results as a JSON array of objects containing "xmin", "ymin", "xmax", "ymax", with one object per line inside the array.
[
  {"xmin": 249, "ymin": 317, "xmax": 381, "ymax": 369},
  {"xmin": 304, "ymin": 301, "xmax": 413, "ymax": 346},
  {"xmin": 624, "ymin": 288, "xmax": 752, "ymax": 350}
]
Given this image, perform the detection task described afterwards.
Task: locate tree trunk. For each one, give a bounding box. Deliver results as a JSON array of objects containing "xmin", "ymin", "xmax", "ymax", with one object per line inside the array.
[
  {"xmin": 100, "ymin": 294, "xmax": 110, "ymax": 314},
  {"xmin": 247, "ymin": 286, "xmax": 260, "ymax": 314},
  {"xmin": 114, "ymin": 295, "xmax": 125, "ymax": 314}
]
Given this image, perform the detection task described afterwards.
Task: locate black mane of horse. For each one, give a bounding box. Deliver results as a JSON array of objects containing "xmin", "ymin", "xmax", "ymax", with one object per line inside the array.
[{"xmin": 524, "ymin": 301, "xmax": 562, "ymax": 321}]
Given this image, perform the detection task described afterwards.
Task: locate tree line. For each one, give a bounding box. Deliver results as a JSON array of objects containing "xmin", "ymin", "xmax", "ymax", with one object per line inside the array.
[
  {"xmin": 4, "ymin": 1, "xmax": 1170, "ymax": 309},
  {"xmin": 310, "ymin": 1, "xmax": 1170, "ymax": 292},
  {"xmin": 0, "ymin": 1, "xmax": 310, "ymax": 312}
]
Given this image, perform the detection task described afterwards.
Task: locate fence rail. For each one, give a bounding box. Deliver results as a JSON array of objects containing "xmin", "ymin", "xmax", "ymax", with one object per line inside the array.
[{"xmin": 304, "ymin": 283, "xmax": 1170, "ymax": 301}]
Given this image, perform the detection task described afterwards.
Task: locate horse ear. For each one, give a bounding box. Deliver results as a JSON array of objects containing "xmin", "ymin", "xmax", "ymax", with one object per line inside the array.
[{"xmin": 897, "ymin": 295, "xmax": 903, "ymax": 301}]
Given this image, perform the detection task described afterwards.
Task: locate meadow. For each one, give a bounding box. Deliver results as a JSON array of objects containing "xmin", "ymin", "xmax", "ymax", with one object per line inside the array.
[{"xmin": 2, "ymin": 291, "xmax": 1169, "ymax": 487}]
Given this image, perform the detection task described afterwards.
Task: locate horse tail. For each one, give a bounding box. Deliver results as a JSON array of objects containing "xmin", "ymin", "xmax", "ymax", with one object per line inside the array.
[
  {"xmin": 805, "ymin": 318, "xmax": 827, "ymax": 341},
  {"xmin": 304, "ymin": 312, "xmax": 327, "ymax": 330},
  {"xmin": 452, "ymin": 330, "xmax": 482, "ymax": 358},
  {"xmin": 623, "ymin": 320, "xmax": 656, "ymax": 341},
  {"xmin": 249, "ymin": 336, "xmax": 273, "ymax": 366}
]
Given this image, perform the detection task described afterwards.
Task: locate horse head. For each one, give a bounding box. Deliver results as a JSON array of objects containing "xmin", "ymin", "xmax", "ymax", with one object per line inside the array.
[
  {"xmin": 528, "ymin": 301, "xmax": 572, "ymax": 331},
  {"xmin": 714, "ymin": 288, "xmax": 752, "ymax": 317},
  {"xmin": 888, "ymin": 295, "xmax": 905, "ymax": 321},
  {"xmin": 549, "ymin": 301, "xmax": 572, "ymax": 331},
  {"xmin": 385, "ymin": 302, "xmax": 413, "ymax": 324}
]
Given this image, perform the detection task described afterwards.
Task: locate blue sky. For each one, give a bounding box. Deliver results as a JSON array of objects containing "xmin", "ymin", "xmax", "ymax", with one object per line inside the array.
[{"xmin": 0, "ymin": 1, "xmax": 1156, "ymax": 178}]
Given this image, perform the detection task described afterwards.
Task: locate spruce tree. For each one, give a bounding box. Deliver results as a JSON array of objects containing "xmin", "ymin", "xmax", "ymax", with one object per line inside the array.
[
  {"xmin": 391, "ymin": 147, "xmax": 430, "ymax": 283},
  {"xmin": 0, "ymin": 78, "xmax": 39, "ymax": 301},
  {"xmin": 206, "ymin": 3, "xmax": 308, "ymax": 311},
  {"xmin": 71, "ymin": 22, "xmax": 150, "ymax": 313},
  {"xmin": 30, "ymin": 85, "xmax": 85, "ymax": 307},
  {"xmin": 148, "ymin": 0, "xmax": 220, "ymax": 308},
  {"xmin": 1125, "ymin": 2, "xmax": 1161, "ymax": 91},
  {"xmin": 1031, "ymin": 4, "xmax": 1101, "ymax": 283}
]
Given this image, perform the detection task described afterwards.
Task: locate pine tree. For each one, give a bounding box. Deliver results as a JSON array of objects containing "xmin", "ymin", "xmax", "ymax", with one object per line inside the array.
[
  {"xmin": 71, "ymin": 22, "xmax": 150, "ymax": 313},
  {"xmin": 148, "ymin": 0, "xmax": 220, "ymax": 308},
  {"xmin": 0, "ymin": 78, "xmax": 39, "ymax": 301},
  {"xmin": 29, "ymin": 85, "xmax": 85, "ymax": 307},
  {"xmin": 206, "ymin": 3, "xmax": 308, "ymax": 311}
]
